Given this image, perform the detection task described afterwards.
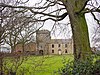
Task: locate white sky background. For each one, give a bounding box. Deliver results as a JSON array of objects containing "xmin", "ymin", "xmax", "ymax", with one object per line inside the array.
[
  {"xmin": 23, "ymin": 0, "xmax": 100, "ymax": 47},
  {"xmin": 85, "ymin": 13, "xmax": 100, "ymax": 47}
]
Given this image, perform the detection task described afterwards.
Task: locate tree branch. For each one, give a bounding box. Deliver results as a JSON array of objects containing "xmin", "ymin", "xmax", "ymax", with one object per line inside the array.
[{"xmin": 0, "ymin": 3, "xmax": 68, "ymax": 20}]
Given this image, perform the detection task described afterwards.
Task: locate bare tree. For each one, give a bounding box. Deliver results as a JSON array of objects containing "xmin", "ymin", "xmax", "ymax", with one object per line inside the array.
[
  {"xmin": 4, "ymin": 12, "xmax": 36, "ymax": 53},
  {"xmin": 0, "ymin": 0, "xmax": 100, "ymax": 60},
  {"xmin": 0, "ymin": 0, "xmax": 36, "ymax": 74}
]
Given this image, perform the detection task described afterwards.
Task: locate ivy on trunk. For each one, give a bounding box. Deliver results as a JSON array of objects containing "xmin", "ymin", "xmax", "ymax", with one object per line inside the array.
[{"xmin": 65, "ymin": 0, "xmax": 92, "ymax": 60}]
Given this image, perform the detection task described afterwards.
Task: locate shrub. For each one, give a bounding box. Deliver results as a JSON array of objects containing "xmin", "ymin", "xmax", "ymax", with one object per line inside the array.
[
  {"xmin": 60, "ymin": 55, "xmax": 100, "ymax": 75},
  {"xmin": 95, "ymin": 50, "xmax": 100, "ymax": 55}
]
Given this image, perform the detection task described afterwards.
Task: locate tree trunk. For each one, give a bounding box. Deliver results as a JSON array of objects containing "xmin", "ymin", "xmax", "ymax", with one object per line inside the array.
[
  {"xmin": 0, "ymin": 53, "xmax": 3, "ymax": 75},
  {"xmin": 71, "ymin": 14, "xmax": 92, "ymax": 60},
  {"xmin": 11, "ymin": 46, "xmax": 15, "ymax": 53},
  {"xmin": 22, "ymin": 43, "xmax": 25, "ymax": 52},
  {"xmin": 65, "ymin": 0, "xmax": 92, "ymax": 60}
]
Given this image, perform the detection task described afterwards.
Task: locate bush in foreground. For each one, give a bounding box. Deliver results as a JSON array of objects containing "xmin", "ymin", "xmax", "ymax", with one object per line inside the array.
[{"xmin": 60, "ymin": 55, "xmax": 100, "ymax": 75}]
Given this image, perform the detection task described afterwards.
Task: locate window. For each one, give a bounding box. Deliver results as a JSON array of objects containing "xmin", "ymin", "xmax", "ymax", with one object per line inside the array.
[
  {"xmin": 65, "ymin": 49, "xmax": 67, "ymax": 53},
  {"xmin": 41, "ymin": 46, "xmax": 42, "ymax": 48},
  {"xmin": 58, "ymin": 44, "xmax": 60, "ymax": 47},
  {"xmin": 52, "ymin": 50, "xmax": 54, "ymax": 53},
  {"xmin": 65, "ymin": 44, "xmax": 67, "ymax": 47},
  {"xmin": 52, "ymin": 44, "xmax": 54, "ymax": 48},
  {"xmin": 58, "ymin": 49, "xmax": 61, "ymax": 51}
]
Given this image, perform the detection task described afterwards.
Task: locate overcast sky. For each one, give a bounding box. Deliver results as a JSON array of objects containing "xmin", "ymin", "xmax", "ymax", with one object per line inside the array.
[
  {"xmin": 24, "ymin": 0, "xmax": 100, "ymax": 46},
  {"xmin": 0, "ymin": 0, "xmax": 97, "ymax": 47},
  {"xmin": 0, "ymin": 0, "xmax": 100, "ymax": 49}
]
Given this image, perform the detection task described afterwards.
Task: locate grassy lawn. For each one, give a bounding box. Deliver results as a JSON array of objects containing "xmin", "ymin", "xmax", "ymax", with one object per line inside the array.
[{"xmin": 3, "ymin": 54, "xmax": 73, "ymax": 75}]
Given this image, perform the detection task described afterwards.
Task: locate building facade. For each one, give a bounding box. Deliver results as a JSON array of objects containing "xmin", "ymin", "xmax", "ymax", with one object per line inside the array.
[
  {"xmin": 48, "ymin": 39, "xmax": 73, "ymax": 55},
  {"xmin": 36, "ymin": 30, "xmax": 51, "ymax": 55},
  {"xmin": 36, "ymin": 30, "xmax": 73, "ymax": 55},
  {"xmin": 15, "ymin": 30, "xmax": 74, "ymax": 55},
  {"xmin": 15, "ymin": 42, "xmax": 36, "ymax": 53}
]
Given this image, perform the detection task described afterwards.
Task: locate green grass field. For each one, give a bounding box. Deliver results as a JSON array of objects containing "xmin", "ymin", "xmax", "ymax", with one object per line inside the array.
[{"xmin": 4, "ymin": 55, "xmax": 73, "ymax": 75}]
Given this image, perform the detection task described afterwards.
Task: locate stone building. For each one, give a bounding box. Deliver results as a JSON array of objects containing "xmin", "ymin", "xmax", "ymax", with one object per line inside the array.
[
  {"xmin": 48, "ymin": 39, "xmax": 73, "ymax": 55},
  {"xmin": 15, "ymin": 29, "xmax": 73, "ymax": 55},
  {"xmin": 36, "ymin": 30, "xmax": 51, "ymax": 55},
  {"xmin": 15, "ymin": 42, "xmax": 36, "ymax": 53},
  {"xmin": 36, "ymin": 30, "xmax": 73, "ymax": 55}
]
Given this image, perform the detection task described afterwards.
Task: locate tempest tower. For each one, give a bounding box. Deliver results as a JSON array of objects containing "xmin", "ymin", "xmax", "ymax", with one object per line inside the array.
[{"xmin": 36, "ymin": 30, "xmax": 51, "ymax": 55}]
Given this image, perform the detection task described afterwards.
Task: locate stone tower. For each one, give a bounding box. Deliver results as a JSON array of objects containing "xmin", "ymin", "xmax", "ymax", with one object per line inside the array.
[{"xmin": 36, "ymin": 30, "xmax": 51, "ymax": 55}]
